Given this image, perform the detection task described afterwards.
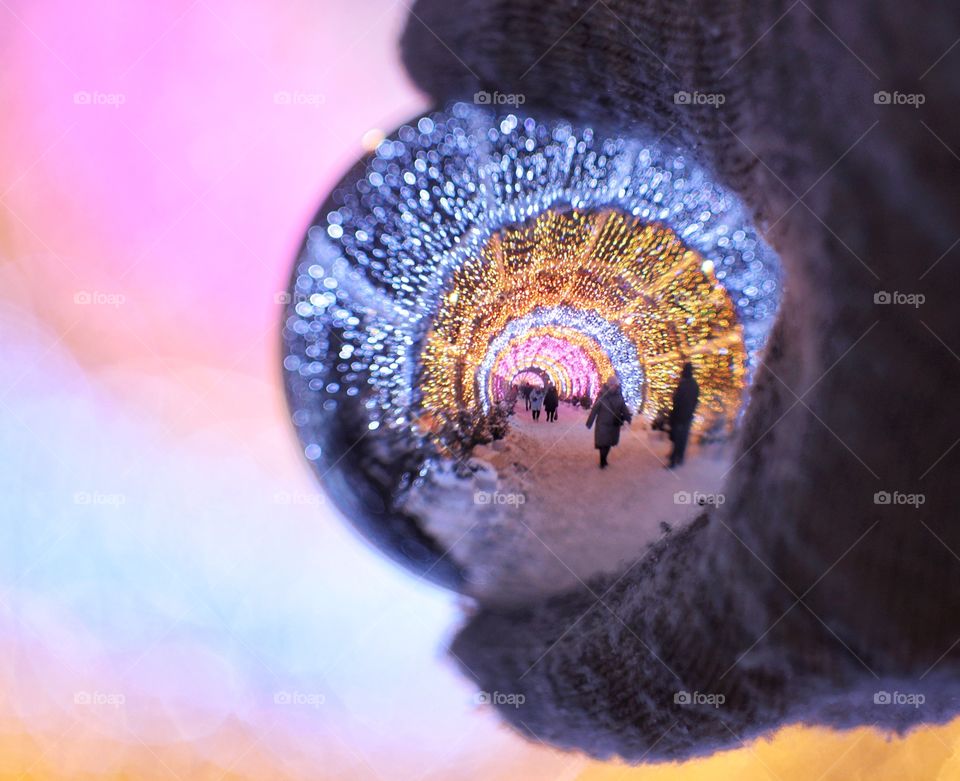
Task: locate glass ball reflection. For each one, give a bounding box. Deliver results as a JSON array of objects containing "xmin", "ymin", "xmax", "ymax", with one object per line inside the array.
[{"xmin": 282, "ymin": 102, "xmax": 781, "ymax": 597}]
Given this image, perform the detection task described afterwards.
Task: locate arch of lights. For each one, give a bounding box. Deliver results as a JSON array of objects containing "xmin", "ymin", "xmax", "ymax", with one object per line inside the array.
[
  {"xmin": 497, "ymin": 345, "xmax": 591, "ymax": 400},
  {"xmin": 478, "ymin": 307, "xmax": 642, "ymax": 411},
  {"xmin": 491, "ymin": 331, "xmax": 606, "ymax": 402},
  {"xmin": 282, "ymin": 100, "xmax": 781, "ymax": 582},
  {"xmin": 419, "ymin": 207, "xmax": 748, "ymax": 429},
  {"xmin": 512, "ymin": 369, "xmax": 547, "ymax": 388}
]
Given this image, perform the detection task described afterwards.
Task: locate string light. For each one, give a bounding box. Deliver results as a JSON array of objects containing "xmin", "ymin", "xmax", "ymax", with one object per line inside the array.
[
  {"xmin": 489, "ymin": 329, "xmax": 612, "ymax": 402},
  {"xmin": 283, "ymin": 101, "xmax": 781, "ymax": 494},
  {"xmin": 478, "ymin": 307, "xmax": 642, "ymax": 410},
  {"xmin": 419, "ymin": 208, "xmax": 750, "ymax": 429}
]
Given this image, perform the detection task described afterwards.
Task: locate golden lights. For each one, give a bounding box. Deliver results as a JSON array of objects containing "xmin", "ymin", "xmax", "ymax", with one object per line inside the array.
[{"xmin": 418, "ymin": 207, "xmax": 747, "ymax": 435}]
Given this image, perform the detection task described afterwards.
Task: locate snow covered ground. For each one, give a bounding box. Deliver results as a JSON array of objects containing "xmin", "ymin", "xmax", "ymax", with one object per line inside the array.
[{"xmin": 414, "ymin": 405, "xmax": 734, "ymax": 605}]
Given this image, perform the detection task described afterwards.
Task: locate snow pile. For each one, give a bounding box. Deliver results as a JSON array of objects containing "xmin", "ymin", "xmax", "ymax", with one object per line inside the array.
[{"xmin": 408, "ymin": 407, "xmax": 733, "ymax": 604}]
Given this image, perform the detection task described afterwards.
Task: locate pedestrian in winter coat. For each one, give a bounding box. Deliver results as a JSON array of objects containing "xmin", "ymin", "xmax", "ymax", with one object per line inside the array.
[
  {"xmin": 530, "ymin": 387, "xmax": 545, "ymax": 421},
  {"xmin": 668, "ymin": 362, "xmax": 700, "ymax": 468},
  {"xmin": 543, "ymin": 384, "xmax": 559, "ymax": 422},
  {"xmin": 586, "ymin": 376, "xmax": 632, "ymax": 468}
]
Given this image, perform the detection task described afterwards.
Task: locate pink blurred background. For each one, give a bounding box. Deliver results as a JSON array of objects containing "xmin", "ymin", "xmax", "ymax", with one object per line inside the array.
[{"xmin": 1, "ymin": 0, "xmax": 958, "ymax": 777}]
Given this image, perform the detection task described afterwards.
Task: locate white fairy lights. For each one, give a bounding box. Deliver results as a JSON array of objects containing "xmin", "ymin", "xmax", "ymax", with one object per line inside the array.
[{"xmin": 283, "ymin": 101, "xmax": 780, "ymax": 470}]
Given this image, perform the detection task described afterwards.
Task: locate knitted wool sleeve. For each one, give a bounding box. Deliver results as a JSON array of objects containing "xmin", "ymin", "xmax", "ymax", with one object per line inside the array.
[{"xmin": 400, "ymin": 0, "xmax": 960, "ymax": 761}]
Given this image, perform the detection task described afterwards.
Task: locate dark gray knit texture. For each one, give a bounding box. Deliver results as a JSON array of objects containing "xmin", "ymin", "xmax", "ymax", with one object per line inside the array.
[{"xmin": 400, "ymin": 0, "xmax": 960, "ymax": 761}]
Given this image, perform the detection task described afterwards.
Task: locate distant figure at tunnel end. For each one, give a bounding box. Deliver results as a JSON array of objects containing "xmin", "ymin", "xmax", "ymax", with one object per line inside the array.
[
  {"xmin": 521, "ymin": 382, "xmax": 532, "ymax": 411},
  {"xmin": 586, "ymin": 375, "xmax": 632, "ymax": 469},
  {"xmin": 667, "ymin": 362, "xmax": 700, "ymax": 469}
]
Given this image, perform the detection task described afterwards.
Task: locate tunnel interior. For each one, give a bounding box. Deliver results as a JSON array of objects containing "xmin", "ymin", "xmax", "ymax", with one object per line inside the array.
[
  {"xmin": 282, "ymin": 101, "xmax": 782, "ymax": 596},
  {"xmin": 418, "ymin": 206, "xmax": 749, "ymax": 437}
]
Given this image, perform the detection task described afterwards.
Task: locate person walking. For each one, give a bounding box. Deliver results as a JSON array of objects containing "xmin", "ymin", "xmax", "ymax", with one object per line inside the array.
[
  {"xmin": 667, "ymin": 362, "xmax": 700, "ymax": 468},
  {"xmin": 530, "ymin": 386, "xmax": 545, "ymax": 421},
  {"xmin": 586, "ymin": 376, "xmax": 632, "ymax": 468},
  {"xmin": 521, "ymin": 382, "xmax": 532, "ymax": 411},
  {"xmin": 543, "ymin": 383, "xmax": 559, "ymax": 422}
]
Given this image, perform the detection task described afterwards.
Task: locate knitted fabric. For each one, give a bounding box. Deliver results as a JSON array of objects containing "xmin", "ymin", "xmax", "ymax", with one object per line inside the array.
[{"xmin": 400, "ymin": 0, "xmax": 960, "ymax": 761}]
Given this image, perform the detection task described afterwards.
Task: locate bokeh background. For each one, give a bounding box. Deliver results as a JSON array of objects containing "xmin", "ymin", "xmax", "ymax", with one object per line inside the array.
[{"xmin": 1, "ymin": 0, "xmax": 959, "ymax": 777}]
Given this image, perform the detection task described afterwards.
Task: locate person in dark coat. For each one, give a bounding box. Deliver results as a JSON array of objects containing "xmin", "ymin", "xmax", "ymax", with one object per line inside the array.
[
  {"xmin": 521, "ymin": 382, "xmax": 532, "ymax": 410},
  {"xmin": 586, "ymin": 376, "xmax": 632, "ymax": 468},
  {"xmin": 543, "ymin": 383, "xmax": 559, "ymax": 422},
  {"xmin": 668, "ymin": 362, "xmax": 700, "ymax": 468}
]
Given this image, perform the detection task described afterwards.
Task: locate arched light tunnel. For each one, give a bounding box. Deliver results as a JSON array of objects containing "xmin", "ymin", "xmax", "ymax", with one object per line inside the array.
[
  {"xmin": 282, "ymin": 101, "xmax": 782, "ymax": 587},
  {"xmin": 418, "ymin": 207, "xmax": 749, "ymax": 431}
]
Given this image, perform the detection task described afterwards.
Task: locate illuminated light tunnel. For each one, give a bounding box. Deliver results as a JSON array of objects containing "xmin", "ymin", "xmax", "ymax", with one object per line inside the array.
[
  {"xmin": 511, "ymin": 369, "xmax": 547, "ymax": 389},
  {"xmin": 419, "ymin": 207, "xmax": 750, "ymax": 425},
  {"xmin": 282, "ymin": 101, "xmax": 782, "ymax": 587},
  {"xmin": 490, "ymin": 329, "xmax": 610, "ymax": 403},
  {"xmin": 479, "ymin": 306, "xmax": 642, "ymax": 411}
]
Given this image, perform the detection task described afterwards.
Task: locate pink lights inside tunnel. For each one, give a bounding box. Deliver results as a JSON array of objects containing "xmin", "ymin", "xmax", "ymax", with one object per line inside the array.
[
  {"xmin": 511, "ymin": 370, "xmax": 546, "ymax": 388},
  {"xmin": 488, "ymin": 329, "xmax": 613, "ymax": 402}
]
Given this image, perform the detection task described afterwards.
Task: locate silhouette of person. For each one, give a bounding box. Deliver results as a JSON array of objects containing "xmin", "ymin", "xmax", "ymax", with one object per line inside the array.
[
  {"xmin": 543, "ymin": 383, "xmax": 559, "ymax": 422},
  {"xmin": 586, "ymin": 376, "xmax": 631, "ymax": 468},
  {"xmin": 668, "ymin": 362, "xmax": 699, "ymax": 468}
]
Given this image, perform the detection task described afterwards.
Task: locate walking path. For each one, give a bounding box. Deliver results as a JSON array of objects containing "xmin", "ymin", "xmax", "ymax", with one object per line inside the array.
[{"xmin": 412, "ymin": 405, "xmax": 732, "ymax": 605}]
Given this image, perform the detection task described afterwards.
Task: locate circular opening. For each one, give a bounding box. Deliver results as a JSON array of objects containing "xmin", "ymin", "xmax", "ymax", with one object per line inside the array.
[{"xmin": 283, "ymin": 102, "xmax": 781, "ymax": 602}]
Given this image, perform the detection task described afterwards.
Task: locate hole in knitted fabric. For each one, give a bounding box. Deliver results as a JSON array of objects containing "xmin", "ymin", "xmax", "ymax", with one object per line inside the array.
[{"xmin": 282, "ymin": 102, "xmax": 781, "ymax": 602}]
